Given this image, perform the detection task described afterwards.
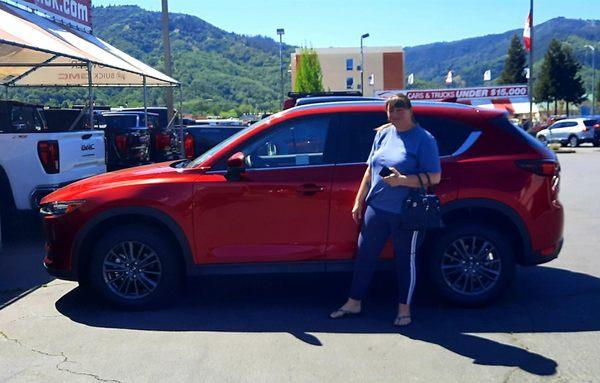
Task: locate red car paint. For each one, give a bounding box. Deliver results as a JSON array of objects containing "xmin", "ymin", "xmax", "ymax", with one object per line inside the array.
[{"xmin": 41, "ymin": 101, "xmax": 563, "ymax": 306}]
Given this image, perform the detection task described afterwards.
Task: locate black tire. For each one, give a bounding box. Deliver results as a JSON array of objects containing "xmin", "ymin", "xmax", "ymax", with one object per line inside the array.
[
  {"xmin": 568, "ymin": 135, "xmax": 579, "ymax": 147},
  {"xmin": 425, "ymin": 224, "xmax": 515, "ymax": 306},
  {"xmin": 537, "ymin": 135, "xmax": 547, "ymax": 145},
  {"xmin": 593, "ymin": 140, "xmax": 600, "ymax": 147},
  {"xmin": 88, "ymin": 225, "xmax": 183, "ymax": 309}
]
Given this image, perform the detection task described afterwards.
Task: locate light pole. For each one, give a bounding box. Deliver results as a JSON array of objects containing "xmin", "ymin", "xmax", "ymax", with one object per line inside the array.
[
  {"xmin": 277, "ymin": 28, "xmax": 285, "ymax": 108},
  {"xmin": 360, "ymin": 33, "xmax": 369, "ymax": 95},
  {"xmin": 585, "ymin": 44, "xmax": 596, "ymax": 115}
]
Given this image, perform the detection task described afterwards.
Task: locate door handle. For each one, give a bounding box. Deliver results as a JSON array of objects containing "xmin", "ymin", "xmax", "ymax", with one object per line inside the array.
[{"xmin": 297, "ymin": 183, "xmax": 325, "ymax": 196}]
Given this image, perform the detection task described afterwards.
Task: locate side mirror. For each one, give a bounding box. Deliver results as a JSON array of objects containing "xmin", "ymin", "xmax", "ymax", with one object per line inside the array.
[{"xmin": 226, "ymin": 152, "xmax": 246, "ymax": 181}]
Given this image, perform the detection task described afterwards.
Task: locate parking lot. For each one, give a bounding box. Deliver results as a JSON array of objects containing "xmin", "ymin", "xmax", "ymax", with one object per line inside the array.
[{"xmin": 1, "ymin": 147, "xmax": 599, "ymax": 383}]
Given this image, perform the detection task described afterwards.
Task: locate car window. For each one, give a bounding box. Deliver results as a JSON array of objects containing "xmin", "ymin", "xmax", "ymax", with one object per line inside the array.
[
  {"xmin": 240, "ymin": 115, "xmax": 332, "ymax": 169},
  {"xmin": 7, "ymin": 106, "xmax": 44, "ymax": 132},
  {"xmin": 195, "ymin": 128, "xmax": 245, "ymax": 154},
  {"xmin": 336, "ymin": 112, "xmax": 387, "ymax": 164},
  {"xmin": 584, "ymin": 119, "xmax": 598, "ymax": 127},
  {"xmin": 104, "ymin": 115, "xmax": 138, "ymax": 129},
  {"xmin": 562, "ymin": 121, "xmax": 578, "ymax": 128},
  {"xmin": 415, "ymin": 115, "xmax": 478, "ymax": 156}
]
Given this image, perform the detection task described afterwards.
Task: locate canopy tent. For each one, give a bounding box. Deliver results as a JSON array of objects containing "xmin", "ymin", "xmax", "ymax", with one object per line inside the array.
[{"xmin": 0, "ymin": 2, "xmax": 178, "ymax": 87}]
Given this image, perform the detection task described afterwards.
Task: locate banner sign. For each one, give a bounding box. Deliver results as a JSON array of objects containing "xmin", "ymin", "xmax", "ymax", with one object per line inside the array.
[
  {"xmin": 5, "ymin": 0, "xmax": 92, "ymax": 32},
  {"xmin": 376, "ymin": 85, "xmax": 528, "ymax": 101}
]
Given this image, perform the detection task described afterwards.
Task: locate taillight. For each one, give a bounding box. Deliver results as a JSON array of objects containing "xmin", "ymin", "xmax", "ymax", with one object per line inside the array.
[
  {"xmin": 184, "ymin": 133, "xmax": 195, "ymax": 159},
  {"xmin": 155, "ymin": 132, "xmax": 171, "ymax": 151},
  {"xmin": 516, "ymin": 159, "xmax": 560, "ymax": 177},
  {"xmin": 114, "ymin": 134, "xmax": 129, "ymax": 155},
  {"xmin": 37, "ymin": 140, "xmax": 59, "ymax": 174}
]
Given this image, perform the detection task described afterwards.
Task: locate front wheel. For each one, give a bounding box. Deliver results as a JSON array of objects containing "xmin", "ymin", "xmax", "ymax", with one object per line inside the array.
[
  {"xmin": 537, "ymin": 135, "xmax": 547, "ymax": 145},
  {"xmin": 425, "ymin": 224, "xmax": 515, "ymax": 306},
  {"xmin": 88, "ymin": 225, "xmax": 183, "ymax": 309}
]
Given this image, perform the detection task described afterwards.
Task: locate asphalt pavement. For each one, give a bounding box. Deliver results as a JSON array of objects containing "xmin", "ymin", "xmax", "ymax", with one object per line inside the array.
[{"xmin": 1, "ymin": 147, "xmax": 599, "ymax": 382}]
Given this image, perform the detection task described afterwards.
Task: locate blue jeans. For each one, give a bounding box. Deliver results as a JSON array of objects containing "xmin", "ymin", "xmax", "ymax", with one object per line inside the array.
[{"xmin": 349, "ymin": 205, "xmax": 423, "ymax": 305}]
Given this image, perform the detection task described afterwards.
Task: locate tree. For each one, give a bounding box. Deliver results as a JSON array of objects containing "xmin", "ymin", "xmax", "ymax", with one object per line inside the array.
[
  {"xmin": 559, "ymin": 45, "xmax": 586, "ymax": 115},
  {"xmin": 498, "ymin": 34, "xmax": 527, "ymax": 85},
  {"xmin": 294, "ymin": 48, "xmax": 324, "ymax": 93},
  {"xmin": 534, "ymin": 47, "xmax": 555, "ymax": 112}
]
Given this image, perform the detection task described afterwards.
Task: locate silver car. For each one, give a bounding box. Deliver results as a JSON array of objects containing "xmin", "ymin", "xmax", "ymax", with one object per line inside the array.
[{"xmin": 536, "ymin": 118, "xmax": 600, "ymax": 147}]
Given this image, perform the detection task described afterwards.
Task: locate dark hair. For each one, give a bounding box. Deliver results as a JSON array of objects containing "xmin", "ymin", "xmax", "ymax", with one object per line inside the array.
[{"xmin": 385, "ymin": 93, "xmax": 412, "ymax": 112}]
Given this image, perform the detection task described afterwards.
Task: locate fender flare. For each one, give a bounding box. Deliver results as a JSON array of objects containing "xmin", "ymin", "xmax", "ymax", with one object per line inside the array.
[
  {"xmin": 72, "ymin": 206, "xmax": 194, "ymax": 278},
  {"xmin": 440, "ymin": 198, "xmax": 533, "ymax": 260}
]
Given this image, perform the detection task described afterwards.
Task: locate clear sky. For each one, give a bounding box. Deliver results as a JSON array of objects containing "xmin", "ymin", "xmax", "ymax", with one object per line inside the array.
[{"xmin": 93, "ymin": 0, "xmax": 599, "ymax": 48}]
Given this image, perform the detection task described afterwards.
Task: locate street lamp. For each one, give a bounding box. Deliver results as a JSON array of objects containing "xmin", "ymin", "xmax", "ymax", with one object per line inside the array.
[
  {"xmin": 585, "ymin": 44, "xmax": 596, "ymax": 115},
  {"xmin": 277, "ymin": 28, "xmax": 285, "ymax": 108},
  {"xmin": 360, "ymin": 33, "xmax": 369, "ymax": 95}
]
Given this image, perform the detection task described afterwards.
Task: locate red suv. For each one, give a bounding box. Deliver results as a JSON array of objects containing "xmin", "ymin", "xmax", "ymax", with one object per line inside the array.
[{"xmin": 41, "ymin": 101, "xmax": 564, "ymax": 309}]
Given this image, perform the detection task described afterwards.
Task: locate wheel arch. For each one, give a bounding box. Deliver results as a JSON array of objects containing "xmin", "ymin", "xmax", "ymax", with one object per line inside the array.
[
  {"xmin": 433, "ymin": 199, "xmax": 533, "ymax": 266},
  {"xmin": 73, "ymin": 206, "xmax": 194, "ymax": 282}
]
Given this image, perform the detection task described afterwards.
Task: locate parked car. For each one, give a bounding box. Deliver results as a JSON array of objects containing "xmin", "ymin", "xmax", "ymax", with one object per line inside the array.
[
  {"xmin": 101, "ymin": 112, "xmax": 151, "ymax": 171},
  {"xmin": 183, "ymin": 125, "xmax": 246, "ymax": 160},
  {"xmin": 0, "ymin": 101, "xmax": 105, "ymax": 226},
  {"xmin": 41, "ymin": 100, "xmax": 563, "ymax": 309},
  {"xmin": 536, "ymin": 117, "xmax": 600, "ymax": 147}
]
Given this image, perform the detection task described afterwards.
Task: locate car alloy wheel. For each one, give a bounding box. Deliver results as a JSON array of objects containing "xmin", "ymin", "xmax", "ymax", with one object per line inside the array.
[
  {"xmin": 440, "ymin": 236, "xmax": 502, "ymax": 297},
  {"xmin": 569, "ymin": 136, "xmax": 579, "ymax": 147},
  {"xmin": 102, "ymin": 240, "xmax": 163, "ymax": 300}
]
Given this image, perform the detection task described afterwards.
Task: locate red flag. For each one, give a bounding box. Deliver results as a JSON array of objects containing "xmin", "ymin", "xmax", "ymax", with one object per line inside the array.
[{"xmin": 523, "ymin": 12, "xmax": 531, "ymax": 52}]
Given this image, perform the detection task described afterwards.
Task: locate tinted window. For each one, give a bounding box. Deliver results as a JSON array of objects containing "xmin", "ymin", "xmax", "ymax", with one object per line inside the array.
[
  {"xmin": 336, "ymin": 112, "xmax": 387, "ymax": 164},
  {"xmin": 415, "ymin": 115, "xmax": 478, "ymax": 156},
  {"xmin": 562, "ymin": 121, "xmax": 578, "ymax": 128},
  {"xmin": 584, "ymin": 119, "xmax": 599, "ymax": 127},
  {"xmin": 104, "ymin": 115, "xmax": 137, "ymax": 129},
  {"xmin": 195, "ymin": 127, "xmax": 244, "ymax": 154},
  {"xmin": 346, "ymin": 58, "xmax": 353, "ymax": 71},
  {"xmin": 240, "ymin": 116, "xmax": 332, "ymax": 169},
  {"xmin": 0, "ymin": 106, "xmax": 44, "ymax": 133}
]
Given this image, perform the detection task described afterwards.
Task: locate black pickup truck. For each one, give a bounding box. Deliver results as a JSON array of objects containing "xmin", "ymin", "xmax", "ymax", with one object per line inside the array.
[
  {"xmin": 183, "ymin": 124, "xmax": 246, "ymax": 159},
  {"xmin": 113, "ymin": 107, "xmax": 181, "ymax": 162},
  {"xmin": 101, "ymin": 112, "xmax": 151, "ymax": 171}
]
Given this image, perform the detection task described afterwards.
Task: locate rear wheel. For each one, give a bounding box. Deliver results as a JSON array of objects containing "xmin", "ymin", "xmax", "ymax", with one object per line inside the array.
[
  {"xmin": 88, "ymin": 225, "xmax": 183, "ymax": 309},
  {"xmin": 426, "ymin": 224, "xmax": 515, "ymax": 306},
  {"xmin": 568, "ymin": 135, "xmax": 579, "ymax": 147}
]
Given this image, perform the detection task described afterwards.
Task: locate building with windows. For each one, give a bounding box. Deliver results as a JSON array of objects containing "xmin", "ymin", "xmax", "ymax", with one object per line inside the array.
[{"xmin": 290, "ymin": 47, "xmax": 404, "ymax": 96}]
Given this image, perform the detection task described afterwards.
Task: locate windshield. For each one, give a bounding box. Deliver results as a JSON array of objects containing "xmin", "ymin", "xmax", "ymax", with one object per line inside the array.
[{"xmin": 186, "ymin": 116, "xmax": 274, "ymax": 168}]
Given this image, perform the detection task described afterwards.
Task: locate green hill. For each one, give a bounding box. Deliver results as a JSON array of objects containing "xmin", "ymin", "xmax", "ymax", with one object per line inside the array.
[{"xmin": 11, "ymin": 6, "xmax": 600, "ymax": 115}]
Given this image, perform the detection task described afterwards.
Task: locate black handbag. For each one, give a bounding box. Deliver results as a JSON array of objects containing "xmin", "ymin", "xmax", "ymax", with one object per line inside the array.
[{"xmin": 401, "ymin": 173, "xmax": 444, "ymax": 230}]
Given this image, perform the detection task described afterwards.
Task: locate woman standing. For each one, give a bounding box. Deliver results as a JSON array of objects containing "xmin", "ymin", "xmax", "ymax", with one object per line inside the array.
[{"xmin": 330, "ymin": 94, "xmax": 441, "ymax": 326}]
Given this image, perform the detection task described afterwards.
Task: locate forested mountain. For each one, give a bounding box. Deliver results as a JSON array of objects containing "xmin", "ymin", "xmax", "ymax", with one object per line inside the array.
[{"xmin": 12, "ymin": 6, "xmax": 599, "ymax": 115}]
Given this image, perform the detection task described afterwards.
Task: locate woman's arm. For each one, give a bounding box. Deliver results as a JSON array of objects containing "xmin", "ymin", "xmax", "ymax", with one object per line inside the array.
[
  {"xmin": 383, "ymin": 168, "xmax": 441, "ymax": 188},
  {"xmin": 352, "ymin": 166, "xmax": 371, "ymax": 223}
]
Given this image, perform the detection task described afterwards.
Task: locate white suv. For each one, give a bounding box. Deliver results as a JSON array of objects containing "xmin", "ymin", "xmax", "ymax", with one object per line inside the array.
[{"xmin": 536, "ymin": 117, "xmax": 600, "ymax": 147}]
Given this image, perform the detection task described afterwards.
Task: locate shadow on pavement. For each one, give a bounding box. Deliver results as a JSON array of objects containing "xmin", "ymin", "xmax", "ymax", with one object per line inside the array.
[
  {"xmin": 54, "ymin": 265, "xmax": 600, "ymax": 376},
  {"xmin": 0, "ymin": 213, "xmax": 52, "ymax": 307}
]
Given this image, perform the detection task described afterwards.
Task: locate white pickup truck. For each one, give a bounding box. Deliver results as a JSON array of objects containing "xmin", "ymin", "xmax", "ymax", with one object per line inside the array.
[{"xmin": 0, "ymin": 100, "xmax": 106, "ymax": 224}]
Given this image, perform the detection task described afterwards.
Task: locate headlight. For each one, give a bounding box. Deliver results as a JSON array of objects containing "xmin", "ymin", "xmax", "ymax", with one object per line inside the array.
[{"xmin": 40, "ymin": 200, "xmax": 86, "ymax": 216}]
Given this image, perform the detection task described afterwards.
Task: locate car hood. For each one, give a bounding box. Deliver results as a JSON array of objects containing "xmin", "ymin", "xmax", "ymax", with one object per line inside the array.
[{"xmin": 41, "ymin": 161, "xmax": 188, "ymax": 203}]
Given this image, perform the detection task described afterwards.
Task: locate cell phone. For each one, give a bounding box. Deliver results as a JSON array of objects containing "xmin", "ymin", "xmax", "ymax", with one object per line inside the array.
[{"xmin": 379, "ymin": 166, "xmax": 393, "ymax": 177}]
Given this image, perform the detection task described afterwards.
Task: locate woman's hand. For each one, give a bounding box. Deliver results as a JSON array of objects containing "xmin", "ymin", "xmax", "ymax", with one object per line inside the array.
[
  {"xmin": 351, "ymin": 201, "xmax": 364, "ymax": 224},
  {"xmin": 383, "ymin": 167, "xmax": 405, "ymax": 187}
]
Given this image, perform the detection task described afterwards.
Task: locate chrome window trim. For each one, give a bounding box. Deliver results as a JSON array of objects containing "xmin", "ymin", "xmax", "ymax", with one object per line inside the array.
[{"xmin": 205, "ymin": 162, "xmax": 336, "ymax": 174}]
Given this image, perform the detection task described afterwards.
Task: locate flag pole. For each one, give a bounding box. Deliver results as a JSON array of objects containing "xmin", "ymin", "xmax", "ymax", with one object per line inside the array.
[{"xmin": 529, "ymin": 0, "xmax": 533, "ymax": 124}]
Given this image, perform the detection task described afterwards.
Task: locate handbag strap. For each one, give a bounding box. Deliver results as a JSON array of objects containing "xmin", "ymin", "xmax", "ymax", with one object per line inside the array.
[
  {"xmin": 424, "ymin": 173, "xmax": 432, "ymax": 187},
  {"xmin": 415, "ymin": 173, "xmax": 427, "ymax": 193}
]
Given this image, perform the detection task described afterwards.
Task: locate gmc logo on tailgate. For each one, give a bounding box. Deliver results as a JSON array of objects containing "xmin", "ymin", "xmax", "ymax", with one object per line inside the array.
[{"xmin": 81, "ymin": 144, "xmax": 95, "ymax": 151}]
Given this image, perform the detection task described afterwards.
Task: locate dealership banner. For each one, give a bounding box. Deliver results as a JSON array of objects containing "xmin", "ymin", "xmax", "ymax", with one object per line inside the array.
[
  {"xmin": 376, "ymin": 85, "xmax": 529, "ymax": 101},
  {"xmin": 3, "ymin": 0, "xmax": 92, "ymax": 32}
]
